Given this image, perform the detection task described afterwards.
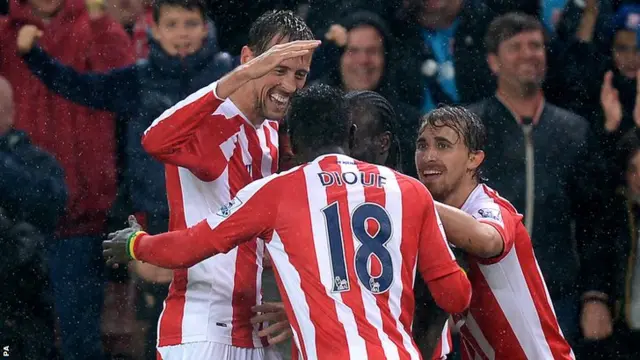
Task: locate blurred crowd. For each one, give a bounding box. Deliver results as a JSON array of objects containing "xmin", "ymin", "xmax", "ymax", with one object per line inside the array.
[{"xmin": 2, "ymin": 0, "xmax": 640, "ymax": 359}]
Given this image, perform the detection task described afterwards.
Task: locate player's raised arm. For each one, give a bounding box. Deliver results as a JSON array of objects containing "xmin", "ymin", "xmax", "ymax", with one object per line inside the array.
[
  {"xmin": 435, "ymin": 202, "xmax": 504, "ymax": 258},
  {"xmin": 415, "ymin": 186, "xmax": 471, "ymax": 314},
  {"xmin": 103, "ymin": 175, "xmax": 282, "ymax": 268}
]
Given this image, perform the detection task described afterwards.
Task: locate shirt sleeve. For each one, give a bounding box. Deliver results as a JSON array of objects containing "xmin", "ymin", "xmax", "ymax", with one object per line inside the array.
[
  {"xmin": 141, "ymin": 82, "xmax": 235, "ymax": 180},
  {"xmin": 132, "ymin": 174, "xmax": 281, "ymax": 268},
  {"xmin": 465, "ymin": 196, "xmax": 517, "ymax": 264}
]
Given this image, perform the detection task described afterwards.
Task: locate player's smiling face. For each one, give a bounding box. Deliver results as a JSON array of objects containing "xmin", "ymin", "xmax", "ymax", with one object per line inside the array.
[
  {"xmin": 415, "ymin": 123, "xmax": 473, "ymax": 203},
  {"xmin": 253, "ymin": 35, "xmax": 313, "ymax": 120}
]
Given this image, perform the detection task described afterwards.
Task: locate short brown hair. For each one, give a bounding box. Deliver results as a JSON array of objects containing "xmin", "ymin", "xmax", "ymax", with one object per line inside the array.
[
  {"xmin": 485, "ymin": 12, "xmax": 545, "ymax": 54},
  {"xmin": 248, "ymin": 10, "xmax": 314, "ymax": 55}
]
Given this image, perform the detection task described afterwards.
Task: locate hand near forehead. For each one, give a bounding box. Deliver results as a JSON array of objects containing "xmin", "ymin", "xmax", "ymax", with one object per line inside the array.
[{"xmin": 242, "ymin": 40, "xmax": 321, "ymax": 80}]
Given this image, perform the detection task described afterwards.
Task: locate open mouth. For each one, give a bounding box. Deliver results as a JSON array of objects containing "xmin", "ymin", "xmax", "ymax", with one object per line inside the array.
[
  {"xmin": 422, "ymin": 169, "xmax": 444, "ymax": 180},
  {"xmin": 269, "ymin": 92, "xmax": 290, "ymax": 111},
  {"xmin": 175, "ymin": 44, "xmax": 192, "ymax": 57}
]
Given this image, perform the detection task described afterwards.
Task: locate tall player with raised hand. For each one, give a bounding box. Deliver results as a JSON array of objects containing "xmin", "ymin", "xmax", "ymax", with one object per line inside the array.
[
  {"xmin": 131, "ymin": 10, "xmax": 318, "ymax": 360},
  {"xmin": 104, "ymin": 84, "xmax": 471, "ymax": 360}
]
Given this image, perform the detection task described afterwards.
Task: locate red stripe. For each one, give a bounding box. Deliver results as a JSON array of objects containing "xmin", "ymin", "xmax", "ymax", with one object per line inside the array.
[
  {"xmin": 289, "ymin": 167, "xmax": 346, "ymax": 359},
  {"xmin": 158, "ymin": 165, "xmax": 188, "ymax": 346},
  {"xmin": 319, "ymin": 157, "xmax": 383, "ymax": 359},
  {"xmin": 264, "ymin": 123, "xmax": 279, "ymax": 175},
  {"xmin": 459, "ymin": 329, "xmax": 491, "ymax": 360},
  {"xmin": 397, "ymin": 176, "xmax": 419, "ymax": 339},
  {"xmin": 356, "ymin": 162, "xmax": 410, "ymax": 359},
  {"xmin": 270, "ymin": 256, "xmax": 308, "ymax": 360},
  {"xmin": 229, "ymin": 144, "xmax": 260, "ymax": 347},
  {"xmin": 515, "ymin": 235, "xmax": 573, "ymax": 358},
  {"xmin": 466, "ymin": 263, "xmax": 527, "ymax": 358}
]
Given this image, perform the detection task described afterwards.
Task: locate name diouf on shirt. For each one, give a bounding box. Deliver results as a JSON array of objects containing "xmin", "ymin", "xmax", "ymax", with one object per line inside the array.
[{"xmin": 318, "ymin": 171, "xmax": 387, "ymax": 188}]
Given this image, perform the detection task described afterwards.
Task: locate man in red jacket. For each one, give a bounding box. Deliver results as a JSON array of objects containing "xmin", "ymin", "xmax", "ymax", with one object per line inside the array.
[{"xmin": 0, "ymin": 0, "xmax": 134, "ymax": 359}]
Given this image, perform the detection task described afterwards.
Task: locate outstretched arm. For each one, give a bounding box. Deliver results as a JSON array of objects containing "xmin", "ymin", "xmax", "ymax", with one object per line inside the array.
[{"xmin": 103, "ymin": 175, "xmax": 281, "ymax": 268}]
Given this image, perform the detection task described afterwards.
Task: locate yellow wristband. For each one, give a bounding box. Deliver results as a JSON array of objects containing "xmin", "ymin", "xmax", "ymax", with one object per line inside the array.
[{"xmin": 127, "ymin": 231, "xmax": 146, "ymax": 260}]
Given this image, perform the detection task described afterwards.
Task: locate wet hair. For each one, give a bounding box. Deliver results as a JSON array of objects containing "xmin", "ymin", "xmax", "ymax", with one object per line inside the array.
[
  {"xmin": 419, "ymin": 105, "xmax": 487, "ymax": 179},
  {"xmin": 152, "ymin": 0, "xmax": 206, "ymax": 23},
  {"xmin": 248, "ymin": 10, "xmax": 314, "ymax": 55},
  {"xmin": 344, "ymin": 90, "xmax": 402, "ymax": 171},
  {"xmin": 485, "ymin": 12, "xmax": 545, "ymax": 54},
  {"xmin": 286, "ymin": 84, "xmax": 349, "ymax": 152}
]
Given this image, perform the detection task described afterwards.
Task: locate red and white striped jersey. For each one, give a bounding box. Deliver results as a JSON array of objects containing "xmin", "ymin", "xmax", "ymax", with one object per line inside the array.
[
  {"xmin": 131, "ymin": 154, "xmax": 472, "ymax": 359},
  {"xmin": 141, "ymin": 81, "xmax": 279, "ymax": 348},
  {"xmin": 456, "ymin": 184, "xmax": 575, "ymax": 360}
]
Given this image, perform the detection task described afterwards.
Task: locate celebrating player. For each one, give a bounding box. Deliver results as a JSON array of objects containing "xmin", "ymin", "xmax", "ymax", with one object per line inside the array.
[
  {"xmin": 134, "ymin": 10, "xmax": 318, "ymax": 360},
  {"xmin": 415, "ymin": 106, "xmax": 574, "ymax": 359},
  {"xmin": 104, "ymin": 84, "xmax": 471, "ymax": 360}
]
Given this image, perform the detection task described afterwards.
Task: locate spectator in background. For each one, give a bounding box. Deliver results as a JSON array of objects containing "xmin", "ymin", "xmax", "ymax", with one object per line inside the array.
[
  {"xmin": 15, "ymin": 0, "xmax": 232, "ymax": 357},
  {"xmin": 588, "ymin": 129, "xmax": 640, "ymax": 360},
  {"xmin": 0, "ymin": 77, "xmax": 66, "ymax": 359},
  {"xmin": 565, "ymin": 4, "xmax": 640, "ymax": 160},
  {"xmin": 388, "ymin": 0, "xmax": 497, "ymax": 112},
  {"xmin": 318, "ymin": 11, "xmax": 421, "ymax": 177},
  {"xmin": 0, "ymin": 0, "xmax": 134, "ymax": 358},
  {"xmin": 106, "ymin": 0, "xmax": 153, "ymax": 59},
  {"xmin": 467, "ymin": 13, "xmax": 606, "ymax": 347}
]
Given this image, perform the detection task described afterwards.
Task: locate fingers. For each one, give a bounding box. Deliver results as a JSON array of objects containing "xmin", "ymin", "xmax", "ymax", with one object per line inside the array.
[
  {"xmin": 36, "ymin": 30, "xmax": 43, "ymax": 38},
  {"xmin": 251, "ymin": 312, "xmax": 282, "ymax": 324},
  {"xmin": 267, "ymin": 328, "xmax": 293, "ymax": 345},
  {"xmin": 275, "ymin": 40, "xmax": 321, "ymax": 51},
  {"xmin": 252, "ymin": 302, "xmax": 285, "ymax": 313},
  {"xmin": 258, "ymin": 321, "xmax": 291, "ymax": 344}
]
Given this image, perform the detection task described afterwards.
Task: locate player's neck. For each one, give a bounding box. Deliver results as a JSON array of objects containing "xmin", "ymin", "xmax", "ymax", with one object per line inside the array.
[
  {"xmin": 302, "ymin": 146, "xmax": 347, "ymax": 163},
  {"xmin": 444, "ymin": 179, "xmax": 479, "ymax": 209},
  {"xmin": 229, "ymin": 90, "xmax": 266, "ymax": 126}
]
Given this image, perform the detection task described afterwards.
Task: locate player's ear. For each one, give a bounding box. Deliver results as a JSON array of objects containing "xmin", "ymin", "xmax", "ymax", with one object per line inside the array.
[
  {"xmin": 240, "ymin": 45, "xmax": 255, "ymax": 65},
  {"xmin": 379, "ymin": 131, "xmax": 391, "ymax": 154},
  {"xmin": 468, "ymin": 150, "xmax": 485, "ymax": 172},
  {"xmin": 487, "ymin": 53, "xmax": 500, "ymax": 75}
]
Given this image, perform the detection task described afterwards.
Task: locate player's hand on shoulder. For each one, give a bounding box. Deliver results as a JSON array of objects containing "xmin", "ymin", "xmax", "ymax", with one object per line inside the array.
[
  {"xmin": 17, "ymin": 25, "xmax": 43, "ymax": 55},
  {"xmin": 243, "ymin": 40, "xmax": 321, "ymax": 80},
  {"xmin": 102, "ymin": 215, "xmax": 143, "ymax": 268},
  {"xmin": 251, "ymin": 302, "xmax": 293, "ymax": 345}
]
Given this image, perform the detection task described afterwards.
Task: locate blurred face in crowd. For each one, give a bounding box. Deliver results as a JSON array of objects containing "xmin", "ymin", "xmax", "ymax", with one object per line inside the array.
[
  {"xmin": 415, "ymin": 122, "xmax": 483, "ymax": 203},
  {"xmin": 151, "ymin": 5, "xmax": 208, "ymax": 58},
  {"xmin": 340, "ymin": 25, "xmax": 385, "ymax": 91},
  {"xmin": 405, "ymin": 0, "xmax": 462, "ymax": 28},
  {"xmin": 0, "ymin": 77, "xmax": 14, "ymax": 136},
  {"xmin": 106, "ymin": 0, "xmax": 144, "ymax": 27},
  {"xmin": 28, "ymin": 0, "xmax": 63, "ymax": 18},
  {"xmin": 627, "ymin": 150, "xmax": 640, "ymax": 197},
  {"xmin": 488, "ymin": 30, "xmax": 546, "ymax": 95},
  {"xmin": 612, "ymin": 30, "xmax": 640, "ymax": 79},
  {"xmin": 241, "ymin": 35, "xmax": 312, "ymax": 121}
]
